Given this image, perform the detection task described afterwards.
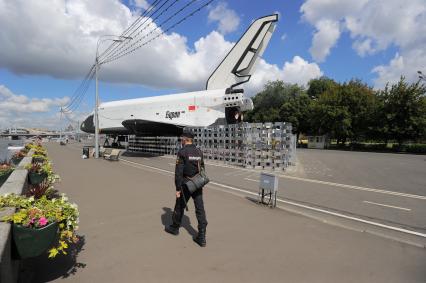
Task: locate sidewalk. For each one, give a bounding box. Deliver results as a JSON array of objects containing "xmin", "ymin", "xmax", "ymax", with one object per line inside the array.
[{"xmin": 22, "ymin": 142, "xmax": 426, "ymax": 282}]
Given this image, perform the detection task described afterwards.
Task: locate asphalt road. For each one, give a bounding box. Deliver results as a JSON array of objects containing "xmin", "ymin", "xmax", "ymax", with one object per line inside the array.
[
  {"xmin": 23, "ymin": 142, "xmax": 425, "ymax": 283},
  {"xmin": 294, "ymin": 148, "xmax": 426, "ymax": 196},
  {"xmin": 115, "ymin": 150, "xmax": 426, "ymax": 233}
]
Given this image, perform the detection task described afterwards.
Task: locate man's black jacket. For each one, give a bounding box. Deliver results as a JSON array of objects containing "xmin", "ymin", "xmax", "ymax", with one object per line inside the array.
[{"xmin": 175, "ymin": 144, "xmax": 205, "ymax": 191}]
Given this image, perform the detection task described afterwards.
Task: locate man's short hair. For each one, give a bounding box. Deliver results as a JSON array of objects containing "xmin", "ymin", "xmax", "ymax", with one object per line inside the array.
[{"xmin": 181, "ymin": 131, "xmax": 194, "ymax": 139}]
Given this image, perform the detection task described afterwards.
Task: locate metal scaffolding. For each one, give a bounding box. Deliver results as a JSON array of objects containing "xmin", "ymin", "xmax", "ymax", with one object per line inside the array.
[{"xmin": 127, "ymin": 122, "xmax": 296, "ymax": 170}]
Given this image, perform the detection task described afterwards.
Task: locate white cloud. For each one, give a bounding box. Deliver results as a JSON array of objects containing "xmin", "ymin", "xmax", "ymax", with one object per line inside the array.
[
  {"xmin": 131, "ymin": 0, "xmax": 150, "ymax": 10},
  {"xmin": 0, "ymin": 0, "xmax": 322, "ymax": 114},
  {"xmin": 0, "ymin": 85, "xmax": 69, "ymax": 113},
  {"xmin": 372, "ymin": 48, "xmax": 426, "ymax": 89},
  {"xmin": 301, "ymin": 0, "xmax": 426, "ymax": 87},
  {"xmin": 0, "ymin": 85, "xmax": 71, "ymax": 129},
  {"xmin": 208, "ymin": 2, "xmax": 240, "ymax": 35},
  {"xmin": 309, "ymin": 19, "xmax": 340, "ymax": 62},
  {"xmin": 246, "ymin": 56, "xmax": 323, "ymax": 94}
]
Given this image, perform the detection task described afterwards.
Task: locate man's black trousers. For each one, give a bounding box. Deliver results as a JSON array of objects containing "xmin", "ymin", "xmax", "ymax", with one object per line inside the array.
[{"xmin": 173, "ymin": 187, "xmax": 208, "ymax": 230}]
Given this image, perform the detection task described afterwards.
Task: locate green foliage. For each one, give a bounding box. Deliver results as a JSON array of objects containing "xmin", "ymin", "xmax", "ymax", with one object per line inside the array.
[
  {"xmin": 0, "ymin": 163, "xmax": 15, "ymax": 186},
  {"xmin": 378, "ymin": 77, "xmax": 426, "ymax": 145},
  {"xmin": 246, "ymin": 81, "xmax": 311, "ymax": 138},
  {"xmin": 247, "ymin": 76, "xmax": 425, "ymax": 148},
  {"xmin": 32, "ymin": 154, "xmax": 48, "ymax": 162},
  {"xmin": 0, "ymin": 165, "xmax": 14, "ymax": 177},
  {"xmin": 392, "ymin": 143, "xmax": 426, "ymax": 153},
  {"xmin": 0, "ymin": 194, "xmax": 79, "ymax": 258},
  {"xmin": 307, "ymin": 76, "xmax": 338, "ymax": 99}
]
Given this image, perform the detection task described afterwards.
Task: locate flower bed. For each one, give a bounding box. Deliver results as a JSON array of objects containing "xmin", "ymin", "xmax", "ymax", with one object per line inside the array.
[
  {"xmin": 0, "ymin": 162, "xmax": 14, "ymax": 187},
  {"xmin": 11, "ymin": 150, "xmax": 27, "ymax": 165},
  {"xmin": 0, "ymin": 194, "xmax": 79, "ymax": 258},
  {"xmin": 0, "ymin": 142, "xmax": 80, "ymax": 259}
]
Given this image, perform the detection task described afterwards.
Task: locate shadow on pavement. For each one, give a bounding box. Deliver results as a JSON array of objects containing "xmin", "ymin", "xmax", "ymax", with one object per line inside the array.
[
  {"xmin": 19, "ymin": 235, "xmax": 86, "ymax": 283},
  {"xmin": 121, "ymin": 151, "xmax": 164, "ymax": 158},
  {"xmin": 161, "ymin": 207, "xmax": 197, "ymax": 237}
]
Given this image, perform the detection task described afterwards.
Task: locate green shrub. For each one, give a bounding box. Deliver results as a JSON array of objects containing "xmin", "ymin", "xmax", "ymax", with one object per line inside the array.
[{"xmin": 394, "ymin": 144, "xmax": 426, "ymax": 154}]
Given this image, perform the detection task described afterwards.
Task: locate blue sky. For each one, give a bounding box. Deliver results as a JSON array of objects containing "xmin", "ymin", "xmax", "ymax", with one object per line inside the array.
[{"xmin": 0, "ymin": 0, "xmax": 425, "ymax": 129}]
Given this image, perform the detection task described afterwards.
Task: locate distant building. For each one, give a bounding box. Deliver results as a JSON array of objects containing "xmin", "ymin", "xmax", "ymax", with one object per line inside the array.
[
  {"xmin": 307, "ymin": 135, "xmax": 329, "ymax": 149},
  {"xmin": 65, "ymin": 124, "xmax": 74, "ymax": 132},
  {"xmin": 6, "ymin": 128, "xmax": 30, "ymax": 134}
]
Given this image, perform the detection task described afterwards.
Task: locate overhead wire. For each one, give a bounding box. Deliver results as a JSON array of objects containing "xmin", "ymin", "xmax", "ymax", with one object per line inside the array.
[
  {"xmin": 61, "ymin": 0, "xmax": 213, "ymax": 114},
  {"xmin": 62, "ymin": 64, "xmax": 95, "ymax": 110},
  {"xmin": 62, "ymin": 0, "xmax": 176, "ymax": 114},
  {"xmin": 102, "ymin": 0, "xmax": 214, "ymax": 64},
  {"xmin": 62, "ymin": 66, "xmax": 96, "ymax": 113},
  {"xmin": 100, "ymin": 0, "xmax": 180, "ymax": 63},
  {"xmin": 98, "ymin": 0, "xmax": 165, "ymax": 61}
]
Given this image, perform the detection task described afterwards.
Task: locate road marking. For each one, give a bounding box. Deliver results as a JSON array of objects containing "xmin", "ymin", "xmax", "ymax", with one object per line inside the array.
[
  {"xmin": 126, "ymin": 156, "xmax": 426, "ymax": 201},
  {"xmin": 363, "ymin": 201, "xmax": 411, "ymax": 211},
  {"xmin": 225, "ymin": 170, "xmax": 252, "ymax": 177},
  {"xmin": 188, "ymin": 156, "xmax": 426, "ymax": 201},
  {"xmin": 120, "ymin": 158, "xmax": 174, "ymax": 175},
  {"xmin": 276, "ymin": 175, "xmax": 426, "ymax": 200},
  {"xmin": 119, "ymin": 157, "xmax": 426, "ymax": 239}
]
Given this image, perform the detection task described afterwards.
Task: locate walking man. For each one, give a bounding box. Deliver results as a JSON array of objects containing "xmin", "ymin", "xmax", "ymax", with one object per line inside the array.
[{"xmin": 165, "ymin": 131, "xmax": 208, "ymax": 247}]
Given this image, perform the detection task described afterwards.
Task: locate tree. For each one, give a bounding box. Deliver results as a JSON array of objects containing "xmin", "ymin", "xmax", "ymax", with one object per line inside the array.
[
  {"xmin": 339, "ymin": 79, "xmax": 376, "ymax": 142},
  {"xmin": 245, "ymin": 81, "xmax": 289, "ymax": 123},
  {"xmin": 246, "ymin": 81, "xmax": 312, "ymax": 140},
  {"xmin": 307, "ymin": 76, "xmax": 338, "ymax": 99},
  {"xmin": 279, "ymin": 88, "xmax": 311, "ymax": 141},
  {"xmin": 378, "ymin": 77, "xmax": 426, "ymax": 145},
  {"xmin": 308, "ymin": 88, "xmax": 351, "ymax": 144}
]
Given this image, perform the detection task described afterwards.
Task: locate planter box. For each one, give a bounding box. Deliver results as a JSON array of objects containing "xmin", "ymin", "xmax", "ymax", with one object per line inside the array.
[
  {"xmin": 28, "ymin": 172, "xmax": 47, "ymax": 185},
  {"xmin": 0, "ymin": 170, "xmax": 13, "ymax": 187},
  {"xmin": 11, "ymin": 157, "xmax": 23, "ymax": 166},
  {"xmin": 13, "ymin": 222, "xmax": 58, "ymax": 259}
]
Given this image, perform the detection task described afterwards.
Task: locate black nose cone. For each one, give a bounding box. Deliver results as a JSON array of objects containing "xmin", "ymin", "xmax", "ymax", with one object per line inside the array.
[{"xmin": 81, "ymin": 114, "xmax": 95, "ymax": 133}]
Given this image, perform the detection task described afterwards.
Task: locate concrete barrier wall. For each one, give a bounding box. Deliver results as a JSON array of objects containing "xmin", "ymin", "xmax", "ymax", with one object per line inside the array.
[{"xmin": 0, "ymin": 152, "xmax": 33, "ymax": 283}]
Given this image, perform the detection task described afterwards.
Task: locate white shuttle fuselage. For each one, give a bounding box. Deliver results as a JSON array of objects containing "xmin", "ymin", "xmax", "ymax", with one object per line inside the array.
[
  {"xmin": 97, "ymin": 88, "xmax": 252, "ymax": 130},
  {"xmin": 81, "ymin": 14, "xmax": 278, "ymax": 136}
]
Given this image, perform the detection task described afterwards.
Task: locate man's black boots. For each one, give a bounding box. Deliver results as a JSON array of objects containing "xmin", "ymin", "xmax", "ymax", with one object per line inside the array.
[
  {"xmin": 165, "ymin": 224, "xmax": 180, "ymax": 235},
  {"xmin": 193, "ymin": 228, "xmax": 206, "ymax": 247}
]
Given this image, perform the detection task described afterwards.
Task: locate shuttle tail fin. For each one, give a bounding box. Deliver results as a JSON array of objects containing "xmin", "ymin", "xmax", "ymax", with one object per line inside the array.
[{"xmin": 206, "ymin": 14, "xmax": 278, "ymax": 90}]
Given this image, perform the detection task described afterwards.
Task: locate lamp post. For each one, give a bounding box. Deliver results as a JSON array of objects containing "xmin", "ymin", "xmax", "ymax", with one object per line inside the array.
[
  {"xmin": 418, "ymin": 70, "xmax": 426, "ymax": 83},
  {"xmin": 94, "ymin": 35, "xmax": 132, "ymax": 158}
]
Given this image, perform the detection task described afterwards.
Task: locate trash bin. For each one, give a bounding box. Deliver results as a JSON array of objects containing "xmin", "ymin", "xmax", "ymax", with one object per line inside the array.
[{"xmin": 83, "ymin": 146, "xmax": 90, "ymax": 159}]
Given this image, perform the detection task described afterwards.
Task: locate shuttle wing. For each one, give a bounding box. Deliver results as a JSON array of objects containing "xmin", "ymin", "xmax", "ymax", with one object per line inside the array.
[{"xmin": 206, "ymin": 14, "xmax": 278, "ymax": 90}]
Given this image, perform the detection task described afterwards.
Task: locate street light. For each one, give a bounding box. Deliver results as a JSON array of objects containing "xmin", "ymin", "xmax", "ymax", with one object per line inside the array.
[
  {"xmin": 94, "ymin": 35, "xmax": 132, "ymax": 158},
  {"xmin": 418, "ymin": 70, "xmax": 425, "ymax": 82}
]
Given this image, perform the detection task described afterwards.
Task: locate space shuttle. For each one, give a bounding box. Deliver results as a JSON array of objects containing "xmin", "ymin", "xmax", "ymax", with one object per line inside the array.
[{"xmin": 81, "ymin": 14, "xmax": 278, "ymax": 136}]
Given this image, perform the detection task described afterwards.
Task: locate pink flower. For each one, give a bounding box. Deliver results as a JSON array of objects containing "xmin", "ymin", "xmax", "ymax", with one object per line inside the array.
[{"xmin": 38, "ymin": 217, "xmax": 48, "ymax": 227}]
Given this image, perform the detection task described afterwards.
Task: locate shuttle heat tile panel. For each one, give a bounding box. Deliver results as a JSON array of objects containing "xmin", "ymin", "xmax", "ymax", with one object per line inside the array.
[
  {"xmin": 122, "ymin": 119, "xmax": 184, "ymax": 136},
  {"xmin": 206, "ymin": 14, "xmax": 278, "ymax": 90}
]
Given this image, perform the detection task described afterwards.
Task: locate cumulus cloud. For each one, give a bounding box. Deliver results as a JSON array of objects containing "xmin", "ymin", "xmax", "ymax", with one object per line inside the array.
[
  {"xmin": 0, "ymin": 85, "xmax": 69, "ymax": 113},
  {"xmin": 246, "ymin": 56, "xmax": 323, "ymax": 94},
  {"xmin": 208, "ymin": 2, "xmax": 240, "ymax": 35},
  {"xmin": 0, "ymin": 0, "xmax": 322, "ymax": 112},
  {"xmin": 0, "ymin": 85, "xmax": 71, "ymax": 129},
  {"xmin": 131, "ymin": 0, "xmax": 150, "ymax": 10},
  {"xmin": 309, "ymin": 19, "xmax": 340, "ymax": 62},
  {"xmin": 301, "ymin": 0, "xmax": 426, "ymax": 87}
]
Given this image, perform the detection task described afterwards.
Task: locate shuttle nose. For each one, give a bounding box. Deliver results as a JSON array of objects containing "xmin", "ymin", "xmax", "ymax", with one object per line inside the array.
[{"xmin": 81, "ymin": 114, "xmax": 95, "ymax": 133}]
